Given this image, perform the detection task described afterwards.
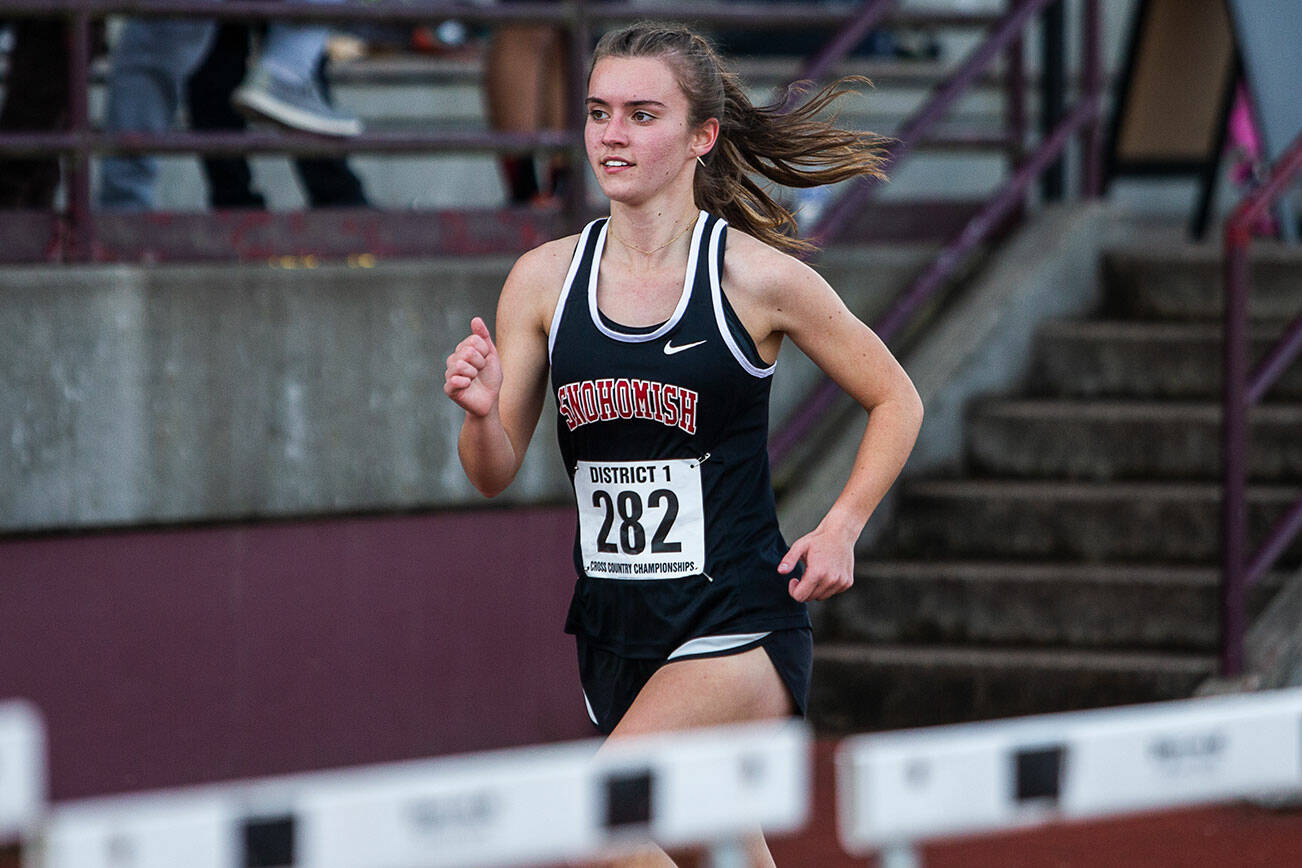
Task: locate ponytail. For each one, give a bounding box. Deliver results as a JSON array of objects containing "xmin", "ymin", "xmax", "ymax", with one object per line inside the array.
[{"xmin": 592, "ymin": 22, "xmax": 889, "ymax": 254}]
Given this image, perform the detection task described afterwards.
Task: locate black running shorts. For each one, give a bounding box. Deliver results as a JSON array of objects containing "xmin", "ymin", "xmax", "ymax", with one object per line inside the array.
[{"xmin": 575, "ymin": 627, "xmax": 814, "ymax": 735}]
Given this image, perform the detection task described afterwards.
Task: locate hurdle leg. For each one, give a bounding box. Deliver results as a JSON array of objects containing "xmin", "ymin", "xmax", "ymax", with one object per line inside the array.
[
  {"xmin": 706, "ymin": 837, "xmax": 748, "ymax": 868},
  {"xmin": 879, "ymin": 841, "xmax": 922, "ymax": 868}
]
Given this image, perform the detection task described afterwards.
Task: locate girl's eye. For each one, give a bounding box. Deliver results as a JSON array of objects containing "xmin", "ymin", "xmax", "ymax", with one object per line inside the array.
[
  {"xmin": 632, "ymin": 111, "xmax": 654, "ymax": 123},
  {"xmin": 588, "ymin": 109, "xmax": 609, "ymax": 121}
]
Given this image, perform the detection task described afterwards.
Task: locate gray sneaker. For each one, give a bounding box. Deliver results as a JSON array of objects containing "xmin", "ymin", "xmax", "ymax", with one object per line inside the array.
[{"xmin": 232, "ymin": 67, "xmax": 362, "ymax": 137}]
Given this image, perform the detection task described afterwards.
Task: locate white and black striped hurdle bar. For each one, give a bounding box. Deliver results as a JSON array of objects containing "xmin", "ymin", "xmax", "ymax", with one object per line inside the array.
[
  {"xmin": 12, "ymin": 688, "xmax": 1302, "ymax": 867},
  {"xmin": 836, "ymin": 686, "xmax": 1302, "ymax": 861},
  {"xmin": 24, "ymin": 720, "xmax": 808, "ymax": 868}
]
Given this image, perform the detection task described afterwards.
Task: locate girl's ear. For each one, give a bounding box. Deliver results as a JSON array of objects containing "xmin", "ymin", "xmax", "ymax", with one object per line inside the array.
[{"xmin": 692, "ymin": 117, "xmax": 720, "ymax": 160}]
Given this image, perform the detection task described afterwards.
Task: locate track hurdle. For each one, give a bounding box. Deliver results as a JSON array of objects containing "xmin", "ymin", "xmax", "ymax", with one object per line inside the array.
[
  {"xmin": 836, "ymin": 687, "xmax": 1302, "ymax": 866},
  {"xmin": 41, "ymin": 720, "xmax": 809, "ymax": 868},
  {"xmin": 0, "ymin": 700, "xmax": 46, "ymax": 847}
]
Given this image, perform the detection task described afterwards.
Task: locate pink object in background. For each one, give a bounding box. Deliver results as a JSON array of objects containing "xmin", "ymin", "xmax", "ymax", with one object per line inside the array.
[{"xmin": 1227, "ymin": 80, "xmax": 1277, "ymax": 235}]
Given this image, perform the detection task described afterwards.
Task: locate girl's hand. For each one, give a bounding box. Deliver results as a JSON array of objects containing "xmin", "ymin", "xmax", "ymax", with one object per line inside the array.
[
  {"xmin": 444, "ymin": 317, "xmax": 503, "ymax": 418},
  {"xmin": 778, "ymin": 521, "xmax": 857, "ymax": 602}
]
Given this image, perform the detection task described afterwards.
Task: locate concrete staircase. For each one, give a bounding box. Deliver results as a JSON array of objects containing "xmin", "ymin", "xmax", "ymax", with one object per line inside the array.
[{"xmin": 810, "ymin": 240, "xmax": 1302, "ymax": 733}]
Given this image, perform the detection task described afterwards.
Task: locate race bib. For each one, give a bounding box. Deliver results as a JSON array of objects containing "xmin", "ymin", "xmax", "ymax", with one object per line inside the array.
[{"xmin": 575, "ymin": 458, "xmax": 705, "ymax": 579}]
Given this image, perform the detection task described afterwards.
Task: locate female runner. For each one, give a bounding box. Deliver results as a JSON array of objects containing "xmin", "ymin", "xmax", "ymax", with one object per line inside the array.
[{"xmin": 445, "ymin": 21, "xmax": 923, "ymax": 867}]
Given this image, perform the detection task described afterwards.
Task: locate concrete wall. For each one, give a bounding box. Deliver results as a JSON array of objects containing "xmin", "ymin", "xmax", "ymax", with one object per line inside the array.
[
  {"xmin": 2, "ymin": 248, "xmax": 935, "ymax": 534},
  {"xmin": 1, "ymin": 259, "xmax": 554, "ymax": 531}
]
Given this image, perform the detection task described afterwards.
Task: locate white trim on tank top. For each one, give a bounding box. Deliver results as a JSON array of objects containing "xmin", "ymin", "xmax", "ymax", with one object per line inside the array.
[
  {"xmin": 588, "ymin": 210, "xmax": 709, "ymax": 343},
  {"xmin": 547, "ymin": 218, "xmax": 601, "ymax": 362},
  {"xmin": 707, "ymin": 219, "xmax": 776, "ymax": 379}
]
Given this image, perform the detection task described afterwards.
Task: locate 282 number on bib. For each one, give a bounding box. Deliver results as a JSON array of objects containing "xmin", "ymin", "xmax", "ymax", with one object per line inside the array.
[{"xmin": 592, "ymin": 488, "xmax": 681, "ymax": 555}]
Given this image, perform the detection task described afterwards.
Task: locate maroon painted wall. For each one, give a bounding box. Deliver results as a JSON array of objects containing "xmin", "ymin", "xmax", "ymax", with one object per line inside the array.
[{"xmin": 0, "ymin": 506, "xmax": 590, "ymax": 800}]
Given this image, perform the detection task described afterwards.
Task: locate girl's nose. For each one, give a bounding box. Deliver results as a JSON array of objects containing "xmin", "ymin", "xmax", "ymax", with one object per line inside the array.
[{"xmin": 601, "ymin": 116, "xmax": 628, "ymax": 146}]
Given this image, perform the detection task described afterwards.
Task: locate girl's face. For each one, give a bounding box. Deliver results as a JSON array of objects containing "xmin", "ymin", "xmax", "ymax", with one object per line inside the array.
[{"xmin": 584, "ymin": 55, "xmax": 717, "ymax": 207}]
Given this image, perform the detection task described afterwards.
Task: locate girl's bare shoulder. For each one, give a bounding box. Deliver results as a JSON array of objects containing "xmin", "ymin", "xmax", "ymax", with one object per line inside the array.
[
  {"xmin": 721, "ymin": 227, "xmax": 827, "ymax": 307},
  {"xmin": 500, "ymin": 232, "xmax": 583, "ymax": 324},
  {"xmin": 511, "ymin": 233, "xmax": 581, "ymax": 284}
]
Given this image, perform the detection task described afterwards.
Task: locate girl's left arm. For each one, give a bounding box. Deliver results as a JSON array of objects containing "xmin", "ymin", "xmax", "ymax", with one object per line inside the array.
[{"xmin": 752, "ymin": 248, "xmax": 924, "ymax": 602}]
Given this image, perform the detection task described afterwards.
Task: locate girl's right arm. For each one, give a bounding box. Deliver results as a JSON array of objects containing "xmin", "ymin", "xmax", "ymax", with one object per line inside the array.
[{"xmin": 443, "ymin": 245, "xmax": 563, "ymax": 497}]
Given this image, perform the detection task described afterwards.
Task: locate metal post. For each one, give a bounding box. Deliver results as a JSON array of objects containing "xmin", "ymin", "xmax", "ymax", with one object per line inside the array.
[
  {"xmin": 66, "ymin": 7, "xmax": 94, "ymax": 262},
  {"xmin": 1220, "ymin": 231, "xmax": 1251, "ymax": 676},
  {"xmin": 1039, "ymin": 0, "xmax": 1065, "ymax": 201},
  {"xmin": 1003, "ymin": 0, "xmax": 1026, "ymax": 226},
  {"xmin": 707, "ymin": 837, "xmax": 749, "ymax": 868},
  {"xmin": 564, "ymin": 0, "xmax": 592, "ymax": 227},
  {"xmin": 1079, "ymin": 0, "xmax": 1102, "ymax": 197},
  {"xmin": 1003, "ymin": 0, "xmax": 1026, "ymax": 169},
  {"xmin": 880, "ymin": 841, "xmax": 923, "ymax": 868}
]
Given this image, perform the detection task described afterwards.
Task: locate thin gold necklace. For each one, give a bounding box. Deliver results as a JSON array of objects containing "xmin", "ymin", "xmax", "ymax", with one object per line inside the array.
[{"xmin": 608, "ymin": 216, "xmax": 695, "ymax": 257}]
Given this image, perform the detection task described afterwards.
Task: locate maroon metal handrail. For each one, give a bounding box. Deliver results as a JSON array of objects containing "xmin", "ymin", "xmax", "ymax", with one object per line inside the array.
[
  {"xmin": 0, "ymin": 0, "xmax": 1003, "ymax": 261},
  {"xmin": 768, "ymin": 0, "xmax": 1102, "ymax": 466},
  {"xmin": 1220, "ymin": 132, "xmax": 1302, "ymax": 677},
  {"xmin": 5, "ymin": 0, "xmax": 994, "ymax": 26}
]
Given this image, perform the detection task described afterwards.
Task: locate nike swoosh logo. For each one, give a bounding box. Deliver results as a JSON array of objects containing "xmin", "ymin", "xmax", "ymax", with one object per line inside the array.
[{"xmin": 663, "ymin": 339, "xmax": 707, "ymax": 355}]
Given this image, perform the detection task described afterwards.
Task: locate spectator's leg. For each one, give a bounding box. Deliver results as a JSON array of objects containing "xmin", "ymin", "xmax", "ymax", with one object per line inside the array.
[
  {"xmin": 186, "ymin": 22, "xmax": 266, "ymax": 209},
  {"xmin": 541, "ymin": 26, "xmax": 571, "ymax": 200},
  {"xmin": 232, "ymin": 0, "xmax": 361, "ymax": 137},
  {"xmin": 257, "ymin": 19, "xmax": 330, "ymax": 86},
  {"xmin": 292, "ymin": 55, "xmax": 368, "ymax": 207},
  {"xmin": 0, "ymin": 20, "xmax": 69, "ymax": 208},
  {"xmin": 100, "ymin": 18, "xmax": 218, "ymax": 210},
  {"xmin": 485, "ymin": 25, "xmax": 564, "ymax": 204}
]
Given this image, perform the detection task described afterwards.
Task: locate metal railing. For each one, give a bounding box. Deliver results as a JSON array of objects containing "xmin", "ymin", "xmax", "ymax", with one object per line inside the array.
[
  {"xmin": 767, "ymin": 0, "xmax": 1102, "ymax": 465},
  {"xmin": 0, "ymin": 0, "xmax": 1007, "ymax": 261},
  {"xmin": 1220, "ymin": 132, "xmax": 1302, "ymax": 676}
]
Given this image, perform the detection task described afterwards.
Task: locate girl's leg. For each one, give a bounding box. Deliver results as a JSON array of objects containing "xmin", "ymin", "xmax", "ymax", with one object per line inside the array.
[
  {"xmin": 599, "ymin": 647, "xmax": 793, "ymax": 867},
  {"xmin": 484, "ymin": 25, "xmax": 563, "ymax": 203}
]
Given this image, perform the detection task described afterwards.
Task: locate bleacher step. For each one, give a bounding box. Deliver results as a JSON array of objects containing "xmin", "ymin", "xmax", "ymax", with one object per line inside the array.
[
  {"xmin": 893, "ymin": 480, "xmax": 1302, "ymax": 563},
  {"xmin": 1029, "ymin": 320, "xmax": 1302, "ymax": 400},
  {"xmin": 818, "ymin": 561, "xmax": 1284, "ymax": 651},
  {"xmin": 809, "ymin": 643, "xmax": 1216, "ymax": 733},
  {"xmin": 966, "ymin": 400, "xmax": 1302, "ymax": 482},
  {"xmin": 1103, "ymin": 246, "xmax": 1302, "ymax": 322}
]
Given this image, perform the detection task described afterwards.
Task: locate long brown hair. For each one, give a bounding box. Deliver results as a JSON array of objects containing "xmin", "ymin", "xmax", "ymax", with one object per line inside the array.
[{"xmin": 590, "ymin": 21, "xmax": 889, "ymax": 254}]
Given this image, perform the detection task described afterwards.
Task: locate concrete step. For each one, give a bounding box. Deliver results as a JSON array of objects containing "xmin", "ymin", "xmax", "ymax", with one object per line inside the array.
[
  {"xmin": 892, "ymin": 480, "xmax": 1302, "ymax": 563},
  {"xmin": 966, "ymin": 400, "xmax": 1302, "ymax": 482},
  {"xmin": 817, "ymin": 561, "xmax": 1285, "ymax": 652},
  {"xmin": 809, "ymin": 643, "xmax": 1216, "ymax": 733},
  {"xmin": 1029, "ymin": 320, "xmax": 1302, "ymax": 401},
  {"xmin": 1101, "ymin": 245, "xmax": 1302, "ymax": 322}
]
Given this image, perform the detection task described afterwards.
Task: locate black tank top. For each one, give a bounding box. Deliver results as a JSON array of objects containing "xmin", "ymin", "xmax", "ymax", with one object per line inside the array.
[{"xmin": 548, "ymin": 211, "xmax": 809, "ymax": 658}]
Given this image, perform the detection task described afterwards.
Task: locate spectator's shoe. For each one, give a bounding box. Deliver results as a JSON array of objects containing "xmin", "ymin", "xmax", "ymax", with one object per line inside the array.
[{"xmin": 232, "ymin": 68, "xmax": 362, "ymax": 137}]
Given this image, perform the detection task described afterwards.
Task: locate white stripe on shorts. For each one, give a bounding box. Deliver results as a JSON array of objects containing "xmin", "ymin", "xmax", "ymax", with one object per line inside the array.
[{"xmin": 667, "ymin": 632, "xmax": 771, "ymax": 661}]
